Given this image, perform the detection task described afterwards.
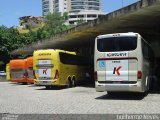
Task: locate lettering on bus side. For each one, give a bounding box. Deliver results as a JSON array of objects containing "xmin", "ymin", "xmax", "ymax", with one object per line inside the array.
[
  {"xmin": 112, "ymin": 61, "xmax": 120, "ymax": 63},
  {"xmin": 38, "ymin": 53, "xmax": 51, "ymax": 56},
  {"xmin": 106, "ymin": 52, "xmax": 128, "ymax": 58}
]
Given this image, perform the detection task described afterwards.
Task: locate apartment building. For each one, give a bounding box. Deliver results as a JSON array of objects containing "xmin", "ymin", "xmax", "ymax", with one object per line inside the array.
[
  {"xmin": 42, "ymin": 0, "xmax": 105, "ymax": 24},
  {"xmin": 42, "ymin": 0, "xmax": 70, "ymax": 16}
]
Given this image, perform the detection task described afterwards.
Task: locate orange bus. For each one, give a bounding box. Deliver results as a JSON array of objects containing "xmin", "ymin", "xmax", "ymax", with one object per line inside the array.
[
  {"xmin": 26, "ymin": 56, "xmax": 34, "ymax": 84},
  {"xmin": 10, "ymin": 59, "xmax": 28, "ymax": 84}
]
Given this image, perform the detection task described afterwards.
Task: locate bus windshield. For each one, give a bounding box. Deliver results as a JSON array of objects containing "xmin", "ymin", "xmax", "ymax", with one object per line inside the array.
[{"xmin": 97, "ymin": 36, "xmax": 137, "ymax": 52}]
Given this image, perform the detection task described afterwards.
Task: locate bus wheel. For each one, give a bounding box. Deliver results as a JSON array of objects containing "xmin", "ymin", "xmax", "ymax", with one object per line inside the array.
[
  {"xmin": 67, "ymin": 79, "xmax": 72, "ymax": 88},
  {"xmin": 143, "ymin": 77, "xmax": 149, "ymax": 96},
  {"xmin": 45, "ymin": 86, "xmax": 51, "ymax": 89},
  {"xmin": 146, "ymin": 76, "xmax": 150, "ymax": 92},
  {"xmin": 22, "ymin": 82, "xmax": 27, "ymax": 85},
  {"xmin": 72, "ymin": 79, "xmax": 76, "ymax": 87},
  {"xmin": 72, "ymin": 77, "xmax": 76, "ymax": 87}
]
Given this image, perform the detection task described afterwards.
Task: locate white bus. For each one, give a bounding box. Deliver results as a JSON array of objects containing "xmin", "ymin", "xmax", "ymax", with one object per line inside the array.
[{"xmin": 94, "ymin": 32, "xmax": 154, "ymax": 94}]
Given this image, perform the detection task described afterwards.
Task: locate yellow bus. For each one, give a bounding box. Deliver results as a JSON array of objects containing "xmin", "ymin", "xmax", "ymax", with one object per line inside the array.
[
  {"xmin": 33, "ymin": 49, "xmax": 90, "ymax": 89},
  {"xmin": 6, "ymin": 63, "xmax": 10, "ymax": 81}
]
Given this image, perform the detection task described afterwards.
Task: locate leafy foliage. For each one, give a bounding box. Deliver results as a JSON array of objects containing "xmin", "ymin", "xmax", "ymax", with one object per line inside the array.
[
  {"xmin": 0, "ymin": 12, "xmax": 76, "ymax": 70},
  {"xmin": 44, "ymin": 12, "xmax": 68, "ymax": 36},
  {"xmin": 0, "ymin": 61, "xmax": 4, "ymax": 66},
  {"xmin": 0, "ymin": 26, "xmax": 39, "ymax": 70}
]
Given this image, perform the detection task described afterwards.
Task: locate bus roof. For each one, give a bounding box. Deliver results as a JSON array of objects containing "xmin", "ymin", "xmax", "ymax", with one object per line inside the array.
[
  {"xmin": 34, "ymin": 49, "xmax": 76, "ymax": 57},
  {"xmin": 26, "ymin": 56, "xmax": 33, "ymax": 68},
  {"xmin": 96, "ymin": 32, "xmax": 139, "ymax": 39},
  {"xmin": 10, "ymin": 59, "xmax": 27, "ymax": 69}
]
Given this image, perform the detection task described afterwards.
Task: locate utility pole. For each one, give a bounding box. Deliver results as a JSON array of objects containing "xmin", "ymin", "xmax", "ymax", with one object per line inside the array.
[{"xmin": 122, "ymin": 0, "xmax": 124, "ymax": 8}]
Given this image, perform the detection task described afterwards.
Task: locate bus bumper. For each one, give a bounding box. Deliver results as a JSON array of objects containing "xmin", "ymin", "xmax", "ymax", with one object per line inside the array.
[
  {"xmin": 27, "ymin": 78, "xmax": 34, "ymax": 84},
  {"xmin": 34, "ymin": 79, "xmax": 59, "ymax": 86},
  {"xmin": 11, "ymin": 78, "xmax": 27, "ymax": 83},
  {"xmin": 95, "ymin": 81, "xmax": 143, "ymax": 92}
]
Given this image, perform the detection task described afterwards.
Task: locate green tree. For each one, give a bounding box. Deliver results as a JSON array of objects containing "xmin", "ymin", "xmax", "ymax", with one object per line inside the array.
[
  {"xmin": 0, "ymin": 61, "xmax": 4, "ymax": 66},
  {"xmin": 0, "ymin": 26, "xmax": 39, "ymax": 70},
  {"xmin": 0, "ymin": 26, "xmax": 20, "ymax": 69},
  {"xmin": 0, "ymin": 12, "xmax": 76, "ymax": 70},
  {"xmin": 37, "ymin": 27, "xmax": 49, "ymax": 40},
  {"xmin": 44, "ymin": 12, "xmax": 67, "ymax": 36},
  {"xmin": 63, "ymin": 12, "xmax": 69, "ymax": 20}
]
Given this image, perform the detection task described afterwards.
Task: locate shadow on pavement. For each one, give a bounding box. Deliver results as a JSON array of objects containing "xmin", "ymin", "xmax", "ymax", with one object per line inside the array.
[
  {"xmin": 10, "ymin": 82, "xmax": 29, "ymax": 86},
  {"xmin": 78, "ymin": 83, "xmax": 95, "ymax": 88},
  {"xmin": 27, "ymin": 84, "xmax": 41, "ymax": 87},
  {"xmin": 35, "ymin": 79, "xmax": 95, "ymax": 90},
  {"xmin": 35, "ymin": 86, "xmax": 67, "ymax": 90},
  {"xmin": 95, "ymin": 92, "xmax": 145, "ymax": 100},
  {"xmin": 76, "ymin": 79, "xmax": 95, "ymax": 88}
]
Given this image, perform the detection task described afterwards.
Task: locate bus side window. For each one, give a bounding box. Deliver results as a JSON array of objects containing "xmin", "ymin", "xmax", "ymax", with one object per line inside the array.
[{"xmin": 59, "ymin": 52, "xmax": 91, "ymax": 66}]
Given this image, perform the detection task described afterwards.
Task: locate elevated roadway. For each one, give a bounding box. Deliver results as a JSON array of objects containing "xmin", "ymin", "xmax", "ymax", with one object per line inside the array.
[{"xmin": 12, "ymin": 0, "xmax": 160, "ymax": 57}]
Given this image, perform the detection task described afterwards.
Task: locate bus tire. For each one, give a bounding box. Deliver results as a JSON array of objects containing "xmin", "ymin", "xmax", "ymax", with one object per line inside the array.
[
  {"xmin": 45, "ymin": 86, "xmax": 51, "ymax": 89},
  {"xmin": 22, "ymin": 82, "xmax": 27, "ymax": 85},
  {"xmin": 146, "ymin": 76, "xmax": 150, "ymax": 92},
  {"xmin": 72, "ymin": 77, "xmax": 76, "ymax": 87},
  {"xmin": 67, "ymin": 79, "xmax": 72, "ymax": 88},
  {"xmin": 143, "ymin": 77, "xmax": 149, "ymax": 96}
]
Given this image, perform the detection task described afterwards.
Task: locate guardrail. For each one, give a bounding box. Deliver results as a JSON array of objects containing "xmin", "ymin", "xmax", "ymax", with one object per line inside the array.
[{"xmin": 0, "ymin": 75, "xmax": 7, "ymax": 82}]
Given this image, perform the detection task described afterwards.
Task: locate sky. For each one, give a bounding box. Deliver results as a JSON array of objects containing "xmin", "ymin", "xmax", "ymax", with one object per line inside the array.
[{"xmin": 0, "ymin": 0, "xmax": 139, "ymax": 27}]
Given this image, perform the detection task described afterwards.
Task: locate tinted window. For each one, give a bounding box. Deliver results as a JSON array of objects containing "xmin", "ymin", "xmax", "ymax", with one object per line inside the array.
[
  {"xmin": 97, "ymin": 36, "xmax": 137, "ymax": 52},
  {"xmin": 59, "ymin": 53, "xmax": 91, "ymax": 66}
]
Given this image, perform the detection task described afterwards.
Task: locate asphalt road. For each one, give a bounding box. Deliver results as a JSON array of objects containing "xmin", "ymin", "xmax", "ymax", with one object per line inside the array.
[{"xmin": 0, "ymin": 82, "xmax": 160, "ymax": 119}]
